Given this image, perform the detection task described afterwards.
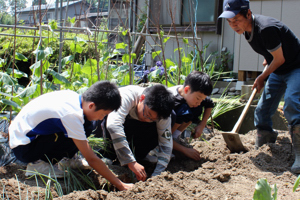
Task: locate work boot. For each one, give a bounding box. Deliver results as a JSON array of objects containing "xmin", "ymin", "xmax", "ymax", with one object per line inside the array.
[
  {"xmin": 290, "ymin": 125, "xmax": 300, "ymax": 174},
  {"xmin": 255, "ymin": 129, "xmax": 278, "ymax": 150}
]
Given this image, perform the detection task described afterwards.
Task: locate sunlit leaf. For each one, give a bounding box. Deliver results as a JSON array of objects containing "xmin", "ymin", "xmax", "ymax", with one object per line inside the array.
[
  {"xmin": 61, "ymin": 55, "xmax": 74, "ymax": 67},
  {"xmin": 74, "ymin": 36, "xmax": 86, "ymax": 43},
  {"xmin": 252, "ymin": 178, "xmax": 276, "ymax": 200},
  {"xmin": 33, "ymin": 47, "xmax": 53, "ymax": 60},
  {"xmin": 18, "ymin": 84, "xmax": 38, "ymax": 98},
  {"xmin": 30, "ymin": 60, "xmax": 50, "ymax": 77},
  {"xmin": 0, "ymin": 72, "xmax": 16, "ymax": 85},
  {"xmin": 81, "ymin": 59, "xmax": 97, "ymax": 75},
  {"xmin": 15, "ymin": 52, "xmax": 28, "ymax": 61},
  {"xmin": 152, "ymin": 51, "xmax": 161, "ymax": 60},
  {"xmin": 293, "ymin": 175, "xmax": 300, "ymax": 192},
  {"xmin": 70, "ymin": 43, "xmax": 83, "ymax": 54},
  {"xmin": 1, "ymin": 99, "xmax": 21, "ymax": 109},
  {"xmin": 183, "ymin": 38, "xmax": 189, "ymax": 44},
  {"xmin": 116, "ymin": 42, "xmax": 127, "ymax": 50},
  {"xmin": 7, "ymin": 68, "xmax": 28, "ymax": 78},
  {"xmin": 47, "ymin": 69, "xmax": 70, "ymax": 85},
  {"xmin": 163, "ymin": 37, "xmax": 170, "ymax": 43}
]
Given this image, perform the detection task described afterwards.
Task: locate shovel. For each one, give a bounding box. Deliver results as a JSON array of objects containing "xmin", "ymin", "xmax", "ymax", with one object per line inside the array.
[{"xmin": 222, "ymin": 85, "xmax": 259, "ymax": 153}]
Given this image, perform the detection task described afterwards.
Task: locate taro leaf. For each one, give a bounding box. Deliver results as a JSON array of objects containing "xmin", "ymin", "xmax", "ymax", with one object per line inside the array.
[
  {"xmin": 293, "ymin": 175, "xmax": 300, "ymax": 192},
  {"xmin": 81, "ymin": 59, "xmax": 97, "ymax": 75},
  {"xmin": 0, "ymin": 72, "xmax": 16, "ymax": 85},
  {"xmin": 112, "ymin": 65, "xmax": 129, "ymax": 77},
  {"xmin": 61, "ymin": 55, "xmax": 74, "ymax": 67},
  {"xmin": 47, "ymin": 69, "xmax": 70, "ymax": 85},
  {"xmin": 33, "ymin": 47, "xmax": 53, "ymax": 61},
  {"xmin": 252, "ymin": 178, "xmax": 276, "ymax": 200},
  {"xmin": 116, "ymin": 42, "xmax": 127, "ymax": 50},
  {"xmin": 152, "ymin": 51, "xmax": 161, "ymax": 60},
  {"xmin": 43, "ymin": 37, "xmax": 57, "ymax": 45},
  {"xmin": 18, "ymin": 84, "xmax": 38, "ymax": 98},
  {"xmin": 15, "ymin": 52, "xmax": 28, "ymax": 62},
  {"xmin": 30, "ymin": 60, "xmax": 50, "ymax": 77},
  {"xmin": 1, "ymin": 99, "xmax": 21, "ymax": 109},
  {"xmin": 70, "ymin": 43, "xmax": 83, "ymax": 54},
  {"xmin": 6, "ymin": 68, "xmax": 28, "ymax": 78}
]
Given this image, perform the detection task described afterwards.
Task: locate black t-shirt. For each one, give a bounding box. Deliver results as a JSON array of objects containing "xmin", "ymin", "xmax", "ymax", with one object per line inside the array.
[
  {"xmin": 245, "ymin": 14, "xmax": 300, "ymax": 74},
  {"xmin": 173, "ymin": 92, "xmax": 214, "ymax": 124}
]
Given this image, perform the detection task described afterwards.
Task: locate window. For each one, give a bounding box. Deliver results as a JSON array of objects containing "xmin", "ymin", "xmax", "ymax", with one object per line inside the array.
[{"xmin": 182, "ymin": 0, "xmax": 217, "ymax": 24}]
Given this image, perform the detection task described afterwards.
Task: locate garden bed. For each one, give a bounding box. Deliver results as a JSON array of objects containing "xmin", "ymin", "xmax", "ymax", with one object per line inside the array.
[{"xmin": 0, "ymin": 129, "xmax": 299, "ymax": 199}]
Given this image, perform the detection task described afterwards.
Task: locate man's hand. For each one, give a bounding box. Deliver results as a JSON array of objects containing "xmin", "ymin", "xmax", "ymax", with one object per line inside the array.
[
  {"xmin": 127, "ymin": 161, "xmax": 147, "ymax": 181},
  {"xmin": 183, "ymin": 147, "xmax": 201, "ymax": 161},
  {"xmin": 252, "ymin": 74, "xmax": 265, "ymax": 93}
]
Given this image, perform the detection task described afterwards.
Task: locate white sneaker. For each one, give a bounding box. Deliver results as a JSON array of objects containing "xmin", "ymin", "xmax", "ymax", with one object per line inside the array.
[
  {"xmin": 58, "ymin": 155, "xmax": 91, "ymax": 170},
  {"xmin": 25, "ymin": 160, "xmax": 65, "ymax": 178}
]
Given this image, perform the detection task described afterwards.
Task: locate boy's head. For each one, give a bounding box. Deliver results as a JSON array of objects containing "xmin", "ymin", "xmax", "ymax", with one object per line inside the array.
[
  {"xmin": 82, "ymin": 81, "xmax": 121, "ymax": 112},
  {"xmin": 182, "ymin": 71, "xmax": 213, "ymax": 108},
  {"xmin": 184, "ymin": 71, "xmax": 212, "ymax": 95},
  {"xmin": 137, "ymin": 84, "xmax": 174, "ymax": 122}
]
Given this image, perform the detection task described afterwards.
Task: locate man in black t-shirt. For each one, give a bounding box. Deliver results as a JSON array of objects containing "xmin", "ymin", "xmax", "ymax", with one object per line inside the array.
[{"xmin": 219, "ymin": 0, "xmax": 300, "ymax": 173}]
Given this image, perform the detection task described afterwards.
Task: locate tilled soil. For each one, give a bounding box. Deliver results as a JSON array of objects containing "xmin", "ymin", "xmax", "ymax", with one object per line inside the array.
[{"xmin": 1, "ymin": 129, "xmax": 300, "ymax": 199}]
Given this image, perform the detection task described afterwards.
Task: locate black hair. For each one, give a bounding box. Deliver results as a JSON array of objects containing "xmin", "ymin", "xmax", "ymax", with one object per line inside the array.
[
  {"xmin": 239, "ymin": 9, "xmax": 251, "ymax": 18},
  {"xmin": 143, "ymin": 84, "xmax": 174, "ymax": 120},
  {"xmin": 183, "ymin": 71, "xmax": 213, "ymax": 96},
  {"xmin": 82, "ymin": 81, "xmax": 121, "ymax": 111}
]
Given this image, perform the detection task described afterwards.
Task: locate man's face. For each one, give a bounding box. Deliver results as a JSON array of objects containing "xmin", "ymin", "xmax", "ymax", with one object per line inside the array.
[{"xmin": 226, "ymin": 12, "xmax": 252, "ymax": 34}]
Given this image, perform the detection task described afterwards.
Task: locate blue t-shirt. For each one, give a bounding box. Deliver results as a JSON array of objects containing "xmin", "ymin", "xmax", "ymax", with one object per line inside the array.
[{"xmin": 168, "ymin": 85, "xmax": 214, "ymax": 124}]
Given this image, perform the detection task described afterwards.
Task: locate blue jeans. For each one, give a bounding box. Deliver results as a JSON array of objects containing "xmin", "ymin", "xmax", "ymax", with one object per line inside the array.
[{"xmin": 254, "ymin": 68, "xmax": 300, "ymax": 131}]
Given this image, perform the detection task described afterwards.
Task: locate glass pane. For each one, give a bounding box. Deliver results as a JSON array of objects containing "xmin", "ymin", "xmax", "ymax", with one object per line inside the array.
[{"xmin": 182, "ymin": 0, "xmax": 217, "ymax": 23}]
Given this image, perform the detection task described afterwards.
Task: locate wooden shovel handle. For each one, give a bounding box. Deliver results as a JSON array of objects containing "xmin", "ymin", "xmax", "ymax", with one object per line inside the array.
[{"xmin": 232, "ymin": 87, "xmax": 257, "ymax": 133}]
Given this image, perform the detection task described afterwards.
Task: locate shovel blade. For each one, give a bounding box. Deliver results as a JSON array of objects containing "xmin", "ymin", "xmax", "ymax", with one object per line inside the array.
[{"xmin": 222, "ymin": 132, "xmax": 247, "ymax": 153}]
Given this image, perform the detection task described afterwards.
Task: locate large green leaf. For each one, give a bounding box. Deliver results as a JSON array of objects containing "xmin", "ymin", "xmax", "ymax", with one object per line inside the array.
[
  {"xmin": 7, "ymin": 68, "xmax": 28, "ymax": 78},
  {"xmin": 163, "ymin": 37, "xmax": 170, "ymax": 43},
  {"xmin": 165, "ymin": 59, "xmax": 175, "ymax": 68},
  {"xmin": 112, "ymin": 65, "xmax": 129, "ymax": 77},
  {"xmin": 30, "ymin": 60, "xmax": 50, "ymax": 77},
  {"xmin": 81, "ymin": 59, "xmax": 97, "ymax": 75},
  {"xmin": 70, "ymin": 43, "xmax": 83, "ymax": 54},
  {"xmin": 0, "ymin": 72, "xmax": 16, "ymax": 85},
  {"xmin": 116, "ymin": 42, "xmax": 127, "ymax": 50},
  {"xmin": 253, "ymin": 178, "xmax": 277, "ymax": 200},
  {"xmin": 152, "ymin": 51, "xmax": 161, "ymax": 60},
  {"xmin": 18, "ymin": 84, "xmax": 38, "ymax": 98},
  {"xmin": 72, "ymin": 62, "xmax": 82, "ymax": 74},
  {"xmin": 47, "ymin": 69, "xmax": 70, "ymax": 85},
  {"xmin": 61, "ymin": 55, "xmax": 74, "ymax": 67},
  {"xmin": 1, "ymin": 99, "xmax": 21, "ymax": 109},
  {"xmin": 74, "ymin": 36, "xmax": 86, "ymax": 43},
  {"xmin": 33, "ymin": 47, "xmax": 53, "ymax": 60},
  {"xmin": 15, "ymin": 52, "xmax": 28, "ymax": 62}
]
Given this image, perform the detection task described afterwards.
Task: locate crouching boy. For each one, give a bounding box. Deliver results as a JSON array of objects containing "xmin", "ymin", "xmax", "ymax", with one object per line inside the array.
[
  {"xmin": 9, "ymin": 81, "xmax": 133, "ymax": 191},
  {"xmin": 168, "ymin": 71, "xmax": 213, "ymax": 161}
]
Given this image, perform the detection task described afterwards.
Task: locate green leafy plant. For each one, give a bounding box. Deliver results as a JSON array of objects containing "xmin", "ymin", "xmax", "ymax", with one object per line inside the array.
[{"xmin": 253, "ymin": 178, "xmax": 277, "ymax": 200}]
